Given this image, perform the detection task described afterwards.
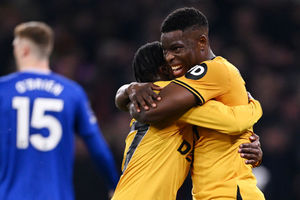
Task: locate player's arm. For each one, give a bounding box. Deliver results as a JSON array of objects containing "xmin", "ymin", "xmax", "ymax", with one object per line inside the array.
[
  {"xmin": 80, "ymin": 129, "xmax": 119, "ymax": 189},
  {"xmin": 115, "ymin": 82, "xmax": 162, "ymax": 112},
  {"xmin": 131, "ymin": 63, "xmax": 230, "ymax": 123},
  {"xmin": 178, "ymin": 98, "xmax": 262, "ymax": 135},
  {"xmin": 76, "ymin": 87, "xmax": 119, "ymax": 190},
  {"xmin": 115, "ymin": 83, "xmax": 132, "ymax": 111},
  {"xmin": 130, "ymin": 82, "xmax": 198, "ymax": 123}
]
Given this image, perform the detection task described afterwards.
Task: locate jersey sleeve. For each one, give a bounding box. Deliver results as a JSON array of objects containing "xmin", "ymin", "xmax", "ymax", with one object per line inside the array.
[
  {"xmin": 75, "ymin": 87, "xmax": 119, "ymax": 189},
  {"xmin": 82, "ymin": 130, "xmax": 119, "ymax": 189},
  {"xmin": 178, "ymin": 99, "xmax": 262, "ymax": 135},
  {"xmin": 74, "ymin": 87, "xmax": 99, "ymax": 136},
  {"xmin": 172, "ymin": 61, "xmax": 230, "ymax": 105}
]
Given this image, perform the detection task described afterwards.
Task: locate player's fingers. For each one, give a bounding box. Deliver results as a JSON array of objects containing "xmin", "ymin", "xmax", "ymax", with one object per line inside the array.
[
  {"xmin": 129, "ymin": 93, "xmax": 146, "ymax": 110},
  {"xmin": 248, "ymin": 141, "xmax": 260, "ymax": 149},
  {"xmin": 239, "ymin": 143, "xmax": 253, "ymax": 148},
  {"xmin": 239, "ymin": 147, "xmax": 260, "ymax": 155},
  {"xmin": 245, "ymin": 159, "xmax": 256, "ymax": 165},
  {"xmin": 128, "ymin": 94, "xmax": 142, "ymax": 112},
  {"xmin": 146, "ymin": 88, "xmax": 161, "ymax": 104},
  {"xmin": 142, "ymin": 92, "xmax": 156, "ymax": 108},
  {"xmin": 250, "ymin": 140, "xmax": 260, "ymax": 147},
  {"xmin": 251, "ymin": 134, "xmax": 261, "ymax": 147},
  {"xmin": 240, "ymin": 153, "xmax": 257, "ymax": 160},
  {"xmin": 131, "ymin": 101, "xmax": 140, "ymax": 113},
  {"xmin": 135, "ymin": 95, "xmax": 149, "ymax": 110},
  {"xmin": 149, "ymin": 85, "xmax": 162, "ymax": 101},
  {"xmin": 239, "ymin": 147, "xmax": 254, "ymax": 153},
  {"xmin": 240, "ymin": 142, "xmax": 260, "ymax": 150}
]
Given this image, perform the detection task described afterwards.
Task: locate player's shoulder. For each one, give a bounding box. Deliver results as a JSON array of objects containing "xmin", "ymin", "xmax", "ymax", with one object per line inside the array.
[
  {"xmin": 50, "ymin": 72, "xmax": 76, "ymax": 85},
  {"xmin": 0, "ymin": 72, "xmax": 19, "ymax": 83},
  {"xmin": 204, "ymin": 56, "xmax": 238, "ymax": 72},
  {"xmin": 207, "ymin": 56, "xmax": 242, "ymax": 78},
  {"xmin": 182, "ymin": 56, "xmax": 232, "ymax": 81},
  {"xmin": 0, "ymin": 72, "xmax": 20, "ymax": 91},
  {"xmin": 50, "ymin": 72, "xmax": 84, "ymax": 93},
  {"xmin": 202, "ymin": 56, "xmax": 230, "ymax": 68}
]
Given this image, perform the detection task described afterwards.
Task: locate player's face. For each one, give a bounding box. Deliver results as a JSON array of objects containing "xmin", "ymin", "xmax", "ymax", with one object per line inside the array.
[{"xmin": 161, "ymin": 29, "xmax": 206, "ymax": 78}]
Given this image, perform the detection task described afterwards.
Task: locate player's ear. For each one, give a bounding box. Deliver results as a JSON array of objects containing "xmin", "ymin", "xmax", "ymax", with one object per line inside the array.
[
  {"xmin": 23, "ymin": 45, "xmax": 30, "ymax": 57},
  {"xmin": 20, "ymin": 43, "xmax": 31, "ymax": 57},
  {"xmin": 197, "ymin": 35, "xmax": 207, "ymax": 51}
]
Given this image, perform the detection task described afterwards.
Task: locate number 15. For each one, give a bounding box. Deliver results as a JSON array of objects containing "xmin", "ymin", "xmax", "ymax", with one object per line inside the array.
[{"xmin": 12, "ymin": 97, "xmax": 64, "ymax": 152}]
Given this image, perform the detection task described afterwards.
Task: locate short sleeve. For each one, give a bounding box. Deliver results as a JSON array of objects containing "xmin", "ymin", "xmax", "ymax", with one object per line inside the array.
[
  {"xmin": 172, "ymin": 61, "xmax": 230, "ymax": 105},
  {"xmin": 178, "ymin": 99, "xmax": 262, "ymax": 134}
]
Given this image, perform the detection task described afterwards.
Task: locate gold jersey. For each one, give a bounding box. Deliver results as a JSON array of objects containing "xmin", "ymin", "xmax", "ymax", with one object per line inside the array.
[
  {"xmin": 112, "ymin": 121, "xmax": 195, "ymax": 200},
  {"xmin": 173, "ymin": 56, "xmax": 265, "ymax": 200},
  {"xmin": 112, "ymin": 80, "xmax": 263, "ymax": 200}
]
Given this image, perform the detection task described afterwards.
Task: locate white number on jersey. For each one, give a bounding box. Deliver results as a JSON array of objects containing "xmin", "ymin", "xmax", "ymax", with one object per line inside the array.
[{"xmin": 12, "ymin": 97, "xmax": 64, "ymax": 151}]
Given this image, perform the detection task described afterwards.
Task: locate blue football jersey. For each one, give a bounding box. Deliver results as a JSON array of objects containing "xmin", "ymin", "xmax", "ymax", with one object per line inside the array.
[{"xmin": 0, "ymin": 70, "xmax": 118, "ymax": 200}]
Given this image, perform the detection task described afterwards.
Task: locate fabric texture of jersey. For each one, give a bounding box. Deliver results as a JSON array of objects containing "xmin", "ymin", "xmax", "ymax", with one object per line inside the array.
[
  {"xmin": 172, "ymin": 56, "xmax": 265, "ymax": 200},
  {"xmin": 112, "ymin": 120, "xmax": 195, "ymax": 200},
  {"xmin": 0, "ymin": 71, "xmax": 118, "ymax": 200},
  {"xmin": 112, "ymin": 80, "xmax": 263, "ymax": 200}
]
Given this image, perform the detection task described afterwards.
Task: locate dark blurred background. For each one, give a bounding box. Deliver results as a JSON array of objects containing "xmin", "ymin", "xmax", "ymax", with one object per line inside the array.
[{"xmin": 0, "ymin": 0, "xmax": 299, "ymax": 199}]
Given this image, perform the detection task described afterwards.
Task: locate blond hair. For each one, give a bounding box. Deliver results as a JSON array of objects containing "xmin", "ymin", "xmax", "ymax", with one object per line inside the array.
[{"xmin": 14, "ymin": 21, "xmax": 54, "ymax": 58}]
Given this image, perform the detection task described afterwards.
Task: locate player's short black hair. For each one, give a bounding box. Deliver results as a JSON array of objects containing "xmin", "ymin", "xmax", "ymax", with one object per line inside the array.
[
  {"xmin": 133, "ymin": 41, "xmax": 166, "ymax": 82},
  {"xmin": 161, "ymin": 7, "xmax": 208, "ymax": 33}
]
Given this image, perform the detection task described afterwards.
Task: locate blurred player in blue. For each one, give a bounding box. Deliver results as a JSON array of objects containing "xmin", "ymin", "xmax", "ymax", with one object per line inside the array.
[{"xmin": 0, "ymin": 21, "xmax": 118, "ymax": 200}]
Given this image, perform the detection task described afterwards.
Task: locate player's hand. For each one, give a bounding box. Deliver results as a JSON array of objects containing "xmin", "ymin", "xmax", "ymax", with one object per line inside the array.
[
  {"xmin": 238, "ymin": 133, "xmax": 263, "ymax": 167},
  {"xmin": 126, "ymin": 82, "xmax": 162, "ymax": 112}
]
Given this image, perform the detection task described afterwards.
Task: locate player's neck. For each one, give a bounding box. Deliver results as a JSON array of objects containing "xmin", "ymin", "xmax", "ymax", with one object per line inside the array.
[{"xmin": 18, "ymin": 57, "xmax": 50, "ymax": 73}]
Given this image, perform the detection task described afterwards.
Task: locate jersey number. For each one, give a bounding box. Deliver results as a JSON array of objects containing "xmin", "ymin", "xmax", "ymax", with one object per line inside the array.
[{"xmin": 12, "ymin": 97, "xmax": 64, "ymax": 151}]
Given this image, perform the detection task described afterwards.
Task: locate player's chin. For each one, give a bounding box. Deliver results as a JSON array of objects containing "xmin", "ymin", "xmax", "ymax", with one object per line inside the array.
[{"xmin": 173, "ymin": 68, "xmax": 186, "ymax": 78}]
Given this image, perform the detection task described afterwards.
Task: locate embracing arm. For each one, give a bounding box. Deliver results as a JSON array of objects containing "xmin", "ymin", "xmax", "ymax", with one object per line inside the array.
[
  {"xmin": 131, "ymin": 82, "xmax": 197, "ymax": 123},
  {"xmin": 115, "ymin": 82, "xmax": 162, "ymax": 112},
  {"xmin": 178, "ymin": 99, "xmax": 262, "ymax": 135},
  {"xmin": 115, "ymin": 83, "xmax": 131, "ymax": 111},
  {"xmin": 127, "ymin": 80, "xmax": 263, "ymax": 136}
]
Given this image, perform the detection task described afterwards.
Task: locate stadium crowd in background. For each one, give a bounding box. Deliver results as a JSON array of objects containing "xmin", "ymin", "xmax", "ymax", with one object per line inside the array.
[{"xmin": 0, "ymin": 0, "xmax": 299, "ymax": 199}]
